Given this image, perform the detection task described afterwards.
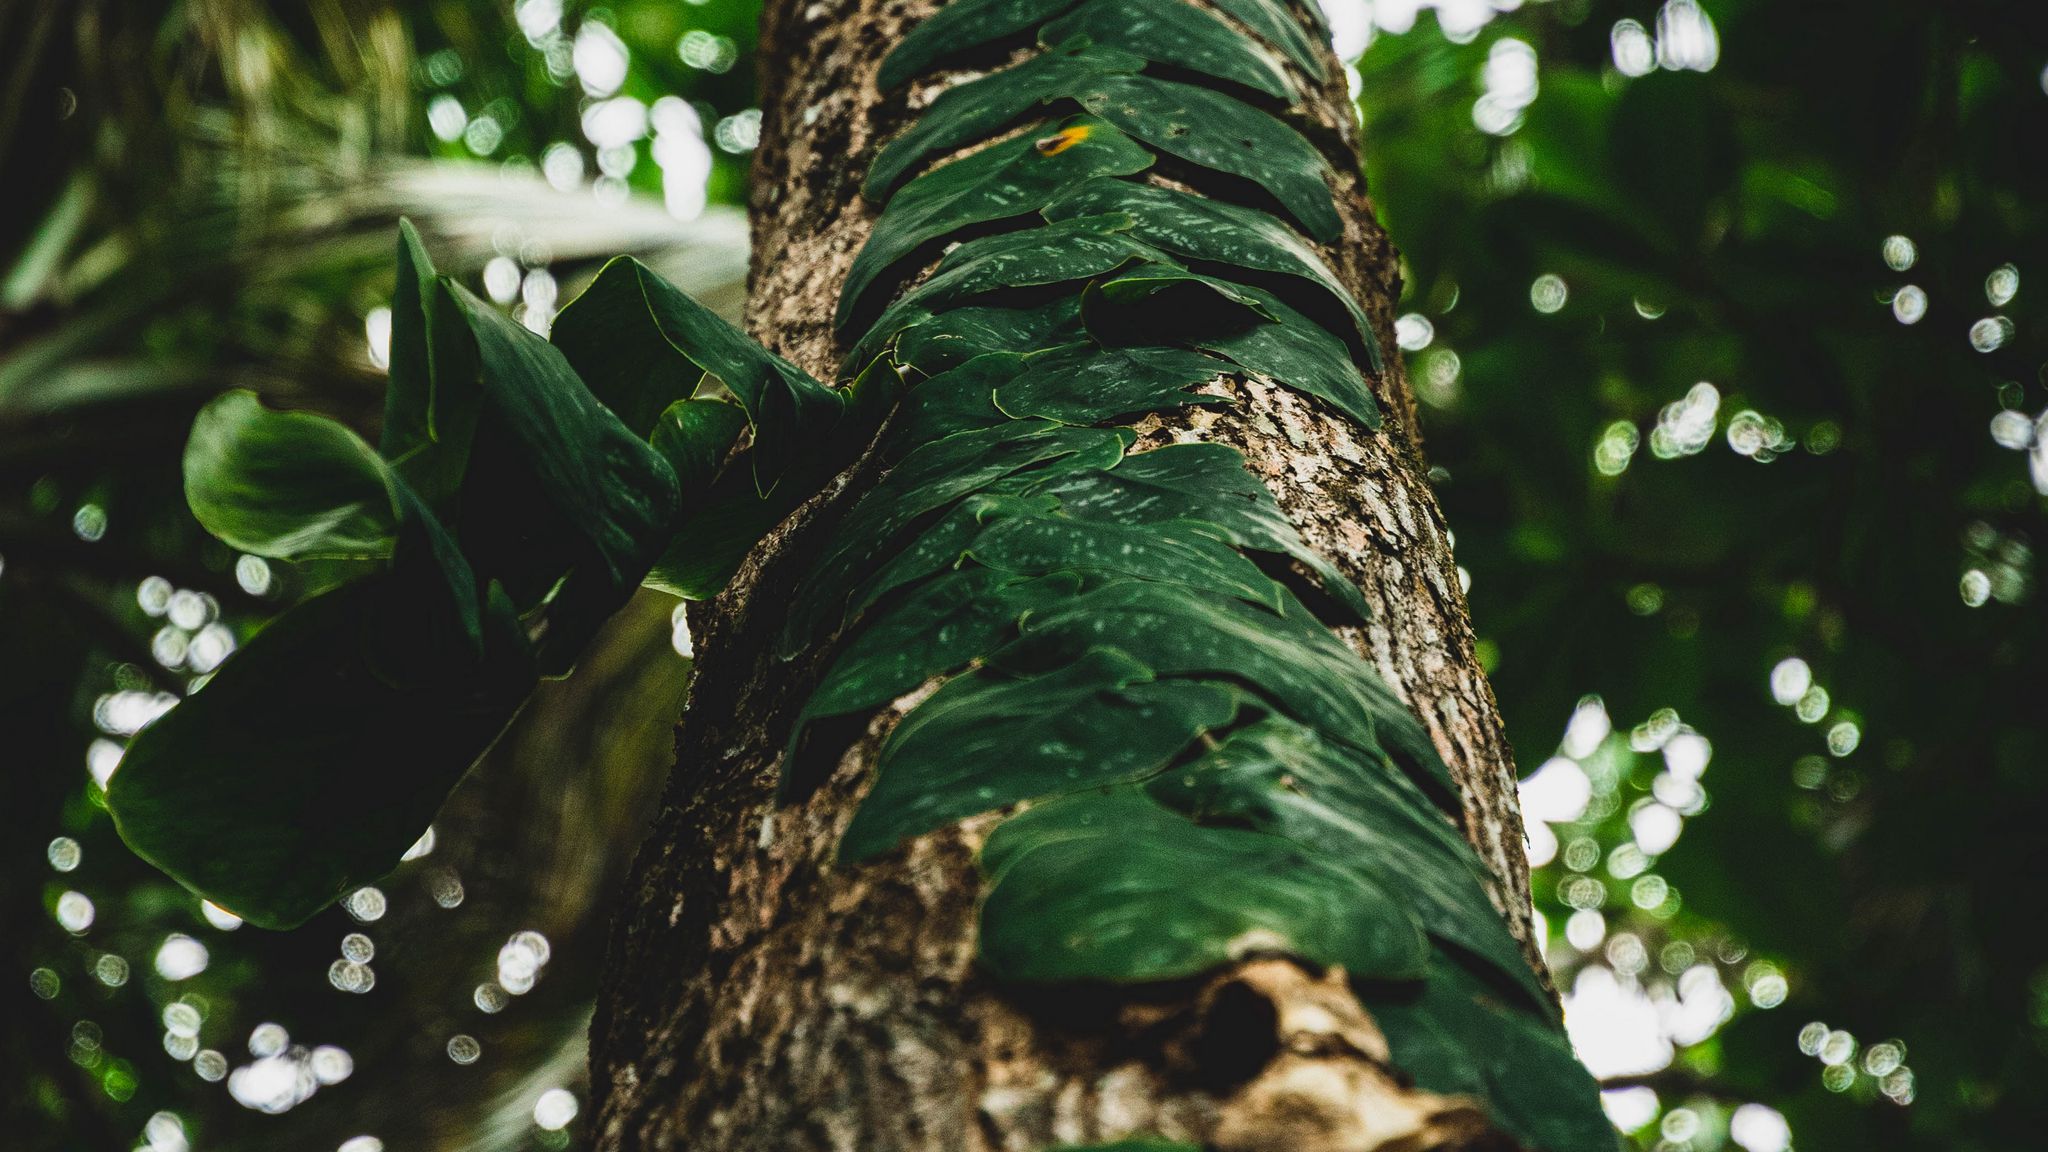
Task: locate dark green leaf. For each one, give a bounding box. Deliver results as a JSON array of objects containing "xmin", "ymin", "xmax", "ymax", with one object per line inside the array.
[
  {"xmin": 970, "ymin": 514, "xmax": 1286, "ymax": 611},
  {"xmin": 1044, "ymin": 177, "xmax": 1380, "ymax": 368},
  {"xmin": 849, "ymin": 213, "xmax": 1152, "ymax": 368},
  {"xmin": 805, "ymin": 566, "xmax": 1082, "ymax": 726},
  {"xmin": 994, "ymin": 341, "xmax": 1232, "ymax": 425},
  {"xmin": 1207, "ymin": 0, "xmax": 1328, "ymax": 78},
  {"xmin": 1367, "ymin": 955, "xmax": 1618, "ymax": 1152},
  {"xmin": 895, "ymin": 296, "xmax": 1087, "ymax": 375},
  {"xmin": 1148, "ymin": 716, "xmax": 1550, "ymax": 1009},
  {"xmin": 979, "ymin": 785, "xmax": 1429, "ymax": 982},
  {"xmin": 1041, "ymin": 0, "xmax": 1296, "ymax": 100},
  {"xmin": 1087, "ymin": 264, "xmax": 1380, "ymax": 429},
  {"xmin": 1022, "ymin": 441, "xmax": 1369, "ymax": 621},
  {"xmin": 553, "ymin": 257, "xmax": 843, "ymax": 493},
  {"xmin": 867, "ymin": 39, "xmax": 1146, "ymax": 199},
  {"xmin": 843, "ymin": 648, "xmax": 1241, "ymax": 859},
  {"xmin": 182, "ymin": 390, "xmax": 402, "ymax": 562},
  {"xmin": 838, "ymin": 115, "xmax": 1154, "ymax": 334},
  {"xmin": 876, "ymin": 0, "xmax": 1083, "ymax": 90},
  {"xmin": 446, "ymin": 286, "xmax": 678, "ymax": 666},
  {"xmin": 881, "ymin": 353, "xmax": 1022, "ymax": 454},
  {"xmin": 781, "ymin": 421, "xmax": 1130, "ymax": 656},
  {"xmin": 650, "ymin": 398, "xmax": 750, "ymax": 492},
  {"xmin": 1071, "ymin": 75, "xmax": 1340, "ymax": 241},
  {"xmin": 1000, "ymin": 580, "xmax": 1453, "ymax": 802},
  {"xmin": 379, "ymin": 220, "xmax": 481, "ymax": 512},
  {"xmin": 107, "ymin": 574, "xmax": 535, "ymax": 930}
]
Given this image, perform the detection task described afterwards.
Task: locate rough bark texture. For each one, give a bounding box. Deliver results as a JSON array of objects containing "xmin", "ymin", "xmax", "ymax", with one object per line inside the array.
[{"xmin": 589, "ymin": 2, "xmax": 1540, "ymax": 1149}]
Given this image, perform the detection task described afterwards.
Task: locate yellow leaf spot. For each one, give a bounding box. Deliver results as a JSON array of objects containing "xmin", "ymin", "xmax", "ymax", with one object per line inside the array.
[{"xmin": 1033, "ymin": 125, "xmax": 1091, "ymax": 156}]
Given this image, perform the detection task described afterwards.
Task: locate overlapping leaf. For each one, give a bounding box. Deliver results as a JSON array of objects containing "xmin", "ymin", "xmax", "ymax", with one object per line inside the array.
[
  {"xmin": 875, "ymin": 0, "xmax": 1083, "ymax": 90},
  {"xmin": 1040, "ymin": 0, "xmax": 1296, "ymax": 101},
  {"xmin": 1044, "ymin": 177, "xmax": 1380, "ymax": 368},
  {"xmin": 1070, "ymin": 74, "xmax": 1342, "ymax": 241},
  {"xmin": 837, "ymin": 115, "xmax": 1152, "ymax": 333}
]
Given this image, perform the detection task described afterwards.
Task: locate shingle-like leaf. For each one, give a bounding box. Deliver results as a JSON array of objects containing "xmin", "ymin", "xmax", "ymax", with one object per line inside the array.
[
  {"xmin": 894, "ymin": 297, "xmax": 1087, "ymax": 375},
  {"xmin": 805, "ymin": 566, "xmax": 1082, "ymax": 732},
  {"xmin": 881, "ymin": 353, "xmax": 1022, "ymax": 454},
  {"xmin": 1045, "ymin": 177, "xmax": 1379, "ymax": 368},
  {"xmin": 1017, "ymin": 442, "xmax": 1370, "ymax": 621},
  {"xmin": 838, "ymin": 115, "xmax": 1154, "ymax": 333},
  {"xmin": 183, "ymin": 390, "xmax": 402, "ymax": 562},
  {"xmin": 876, "ymin": 0, "xmax": 1083, "ymax": 90},
  {"xmin": 849, "ymin": 213, "xmax": 1153, "ymax": 369},
  {"xmin": 867, "ymin": 39, "xmax": 1145, "ymax": 199},
  {"xmin": 1087, "ymin": 264, "xmax": 1380, "ymax": 429},
  {"xmin": 1070, "ymin": 74, "xmax": 1341, "ymax": 241},
  {"xmin": 1367, "ymin": 955, "xmax": 1620, "ymax": 1152},
  {"xmin": 781, "ymin": 421, "xmax": 1130, "ymax": 655},
  {"xmin": 971, "ymin": 514, "xmax": 1285, "ymax": 611},
  {"xmin": 999, "ymin": 580, "xmax": 1453, "ymax": 802},
  {"xmin": 1041, "ymin": 0, "xmax": 1296, "ymax": 101},
  {"xmin": 979, "ymin": 785, "xmax": 1430, "ymax": 983},
  {"xmin": 843, "ymin": 649, "xmax": 1241, "ymax": 858},
  {"xmin": 993, "ymin": 341, "xmax": 1231, "ymax": 425},
  {"xmin": 1149, "ymin": 716, "xmax": 1550, "ymax": 1009},
  {"xmin": 1206, "ymin": 0, "xmax": 1329, "ymax": 78}
]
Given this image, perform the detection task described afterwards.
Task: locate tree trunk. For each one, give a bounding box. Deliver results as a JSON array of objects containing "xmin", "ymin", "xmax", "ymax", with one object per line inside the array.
[{"xmin": 589, "ymin": 2, "xmax": 1556, "ymax": 1149}]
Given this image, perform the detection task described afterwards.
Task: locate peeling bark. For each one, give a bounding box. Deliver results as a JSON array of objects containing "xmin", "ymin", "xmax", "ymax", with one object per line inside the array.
[{"xmin": 589, "ymin": 2, "xmax": 1543, "ymax": 1148}]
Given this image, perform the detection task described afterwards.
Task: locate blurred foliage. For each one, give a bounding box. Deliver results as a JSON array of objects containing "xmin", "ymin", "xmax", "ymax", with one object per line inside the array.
[
  {"xmin": 3, "ymin": 1, "xmax": 2045, "ymax": 1151},
  {"xmin": 1347, "ymin": 1, "xmax": 2048, "ymax": 1149}
]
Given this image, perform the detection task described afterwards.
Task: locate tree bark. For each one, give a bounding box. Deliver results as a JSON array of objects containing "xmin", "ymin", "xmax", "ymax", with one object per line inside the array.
[{"xmin": 590, "ymin": 2, "xmax": 1542, "ymax": 1149}]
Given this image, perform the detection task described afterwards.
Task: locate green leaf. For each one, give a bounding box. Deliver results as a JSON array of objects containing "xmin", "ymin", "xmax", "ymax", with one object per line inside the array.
[
  {"xmin": 880, "ymin": 353, "xmax": 1021, "ymax": 454},
  {"xmin": 1207, "ymin": 0, "xmax": 1328, "ymax": 78},
  {"xmin": 803, "ymin": 501, "xmax": 1287, "ymax": 741},
  {"xmin": 838, "ymin": 115, "xmax": 1154, "ymax": 334},
  {"xmin": 1044, "ymin": 177, "xmax": 1380, "ymax": 369},
  {"xmin": 895, "ymin": 296, "xmax": 1086, "ymax": 375},
  {"xmin": 107, "ymin": 573, "xmax": 535, "ymax": 930},
  {"xmin": 380, "ymin": 221, "xmax": 480, "ymax": 512},
  {"xmin": 843, "ymin": 491, "xmax": 1060, "ymax": 625},
  {"xmin": 978, "ymin": 785, "xmax": 1430, "ymax": 983},
  {"xmin": 553, "ymin": 257, "xmax": 844, "ymax": 493},
  {"xmin": 781, "ymin": 421, "xmax": 1130, "ymax": 656},
  {"xmin": 650, "ymin": 398, "xmax": 750, "ymax": 493},
  {"xmin": 876, "ymin": 0, "xmax": 1083, "ymax": 90},
  {"xmin": 1000, "ymin": 580, "xmax": 1453, "ymax": 803},
  {"xmin": 1070, "ymin": 75, "xmax": 1341, "ymax": 241},
  {"xmin": 842, "ymin": 648, "xmax": 1241, "ymax": 859},
  {"xmin": 805, "ymin": 566, "xmax": 1082, "ymax": 727},
  {"xmin": 867, "ymin": 39, "xmax": 1146, "ymax": 199},
  {"xmin": 1020, "ymin": 442, "xmax": 1371, "ymax": 621},
  {"xmin": 1087, "ymin": 264, "xmax": 1380, "ymax": 429},
  {"xmin": 1041, "ymin": 0, "xmax": 1296, "ymax": 101},
  {"xmin": 971, "ymin": 514, "xmax": 1286, "ymax": 611},
  {"xmin": 994, "ymin": 341, "xmax": 1232, "ymax": 425},
  {"xmin": 183, "ymin": 391, "xmax": 402, "ymax": 561},
  {"xmin": 849, "ymin": 213, "xmax": 1152, "ymax": 369},
  {"xmin": 1148, "ymin": 716, "xmax": 1550, "ymax": 1010},
  {"xmin": 445, "ymin": 285, "xmax": 679, "ymax": 667},
  {"xmin": 1367, "ymin": 955, "xmax": 1618, "ymax": 1152}
]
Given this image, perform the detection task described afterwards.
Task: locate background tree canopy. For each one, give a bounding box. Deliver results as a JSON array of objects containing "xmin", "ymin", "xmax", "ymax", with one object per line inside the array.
[{"xmin": 3, "ymin": 1, "xmax": 2043, "ymax": 1150}]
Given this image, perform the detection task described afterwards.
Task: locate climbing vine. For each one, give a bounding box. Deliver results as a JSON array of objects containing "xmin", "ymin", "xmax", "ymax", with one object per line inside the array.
[{"xmin": 110, "ymin": 0, "xmax": 1612, "ymax": 1146}]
